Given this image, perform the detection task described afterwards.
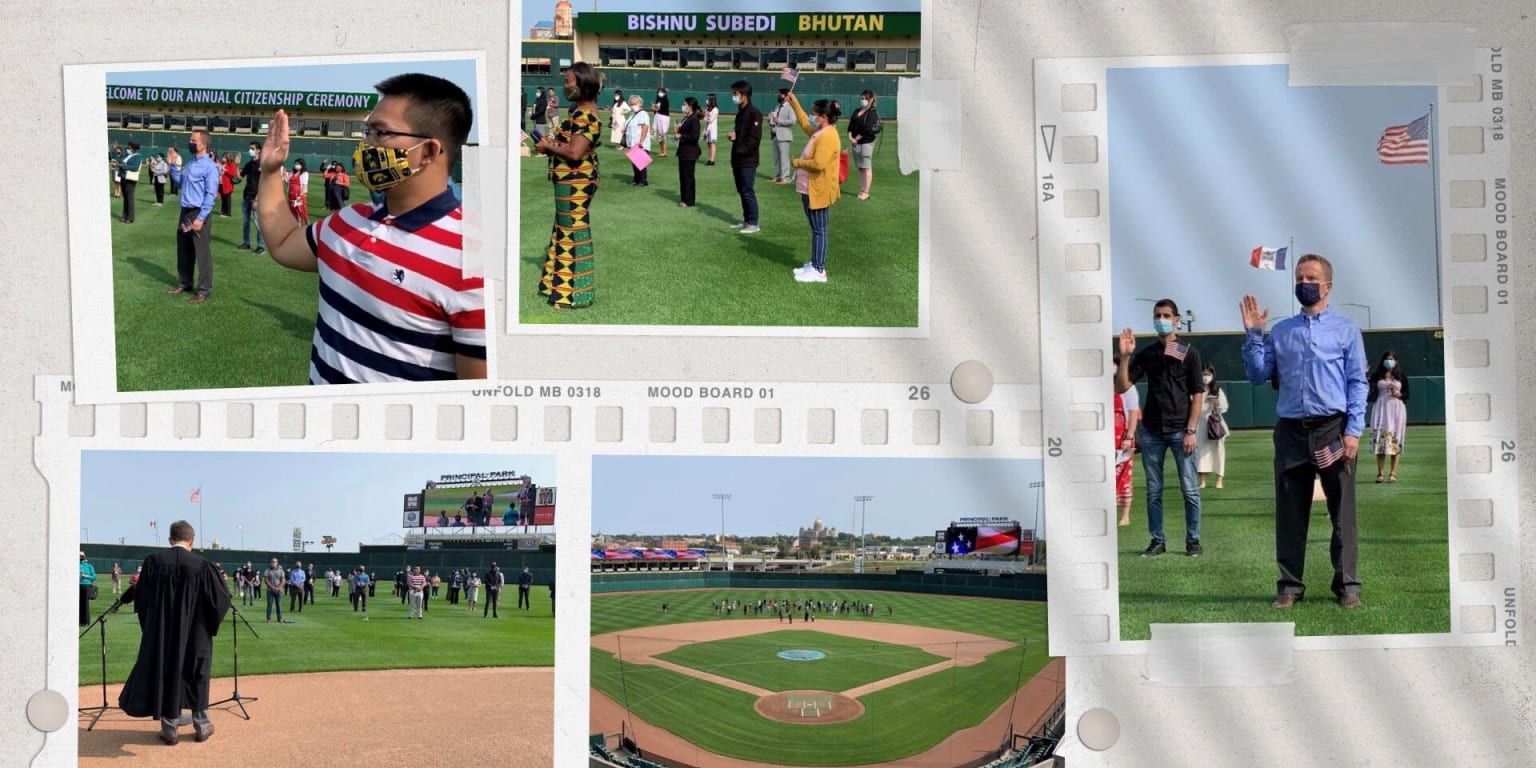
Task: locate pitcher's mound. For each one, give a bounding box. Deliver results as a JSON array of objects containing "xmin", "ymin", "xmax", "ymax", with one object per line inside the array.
[{"xmin": 754, "ymin": 690, "xmax": 864, "ymax": 725}]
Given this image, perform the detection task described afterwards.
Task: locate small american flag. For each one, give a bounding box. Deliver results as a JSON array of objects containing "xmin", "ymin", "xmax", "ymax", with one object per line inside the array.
[
  {"xmin": 780, "ymin": 66, "xmax": 799, "ymax": 84},
  {"xmin": 520, "ymin": 130, "xmax": 532, "ymax": 145},
  {"xmin": 1163, "ymin": 340, "xmax": 1187, "ymax": 361},
  {"xmin": 190, "ymin": 488, "xmax": 201, "ymax": 503},
  {"xmin": 1378, "ymin": 114, "xmax": 1430, "ymax": 165},
  {"xmin": 1313, "ymin": 440, "xmax": 1346, "ymax": 469}
]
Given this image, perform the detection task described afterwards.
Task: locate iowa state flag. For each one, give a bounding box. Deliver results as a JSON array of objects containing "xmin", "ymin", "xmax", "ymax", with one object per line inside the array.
[{"xmin": 1250, "ymin": 245, "xmax": 1288, "ymax": 270}]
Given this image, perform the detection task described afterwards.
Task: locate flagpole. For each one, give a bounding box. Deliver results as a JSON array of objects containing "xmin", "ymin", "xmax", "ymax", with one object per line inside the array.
[
  {"xmin": 198, "ymin": 483, "xmax": 204, "ymax": 552},
  {"xmin": 1289, "ymin": 235, "xmax": 1296, "ymax": 320},
  {"xmin": 1429, "ymin": 102, "xmax": 1443, "ymax": 325}
]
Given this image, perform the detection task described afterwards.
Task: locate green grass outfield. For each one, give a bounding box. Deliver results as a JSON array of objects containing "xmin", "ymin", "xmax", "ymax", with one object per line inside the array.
[
  {"xmin": 79, "ymin": 578, "xmax": 553, "ymax": 685},
  {"xmin": 591, "ymin": 588, "xmax": 1048, "ymax": 767},
  {"xmin": 109, "ymin": 182, "xmax": 328, "ymax": 392},
  {"xmin": 655, "ymin": 629, "xmax": 946, "ymax": 692},
  {"xmin": 1118, "ymin": 425, "xmax": 1451, "ymax": 640},
  {"xmin": 518, "ymin": 124, "xmax": 917, "ymax": 327}
]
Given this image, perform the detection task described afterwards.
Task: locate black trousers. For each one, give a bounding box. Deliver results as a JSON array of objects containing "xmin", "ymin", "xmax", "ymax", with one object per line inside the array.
[
  {"xmin": 79, "ymin": 584, "xmax": 91, "ymax": 625},
  {"xmin": 121, "ymin": 180, "xmax": 137, "ymax": 221},
  {"xmin": 631, "ymin": 156, "xmax": 648, "ymax": 185},
  {"xmin": 153, "ymin": 181, "xmax": 165, "ymax": 204},
  {"xmin": 175, "ymin": 209, "xmax": 213, "ymax": 295},
  {"xmin": 484, "ymin": 588, "xmax": 500, "ymax": 617},
  {"xmin": 1273, "ymin": 417, "xmax": 1361, "ymax": 598},
  {"xmin": 518, "ymin": 586, "xmax": 531, "ymax": 609},
  {"xmin": 678, "ymin": 159, "xmax": 697, "ymax": 205}
]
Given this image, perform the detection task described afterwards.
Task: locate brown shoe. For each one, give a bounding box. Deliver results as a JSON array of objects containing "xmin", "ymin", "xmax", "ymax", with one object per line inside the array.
[
  {"xmin": 1339, "ymin": 594, "xmax": 1363, "ymax": 609},
  {"xmin": 193, "ymin": 712, "xmax": 214, "ymax": 742},
  {"xmin": 1271, "ymin": 594, "xmax": 1301, "ymax": 610},
  {"xmin": 167, "ymin": 286, "xmax": 191, "ymax": 295},
  {"xmin": 187, "ymin": 294, "xmax": 209, "ymax": 305},
  {"xmin": 158, "ymin": 723, "xmax": 179, "ymax": 746}
]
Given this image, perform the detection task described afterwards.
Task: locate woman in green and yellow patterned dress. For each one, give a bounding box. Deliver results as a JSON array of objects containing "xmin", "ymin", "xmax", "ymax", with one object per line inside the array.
[{"xmin": 536, "ymin": 62, "xmax": 602, "ymax": 308}]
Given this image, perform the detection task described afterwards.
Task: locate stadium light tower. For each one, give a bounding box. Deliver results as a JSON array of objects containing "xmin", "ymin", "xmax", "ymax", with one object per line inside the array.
[
  {"xmin": 1028, "ymin": 481, "xmax": 1045, "ymax": 565},
  {"xmin": 854, "ymin": 495, "xmax": 874, "ymax": 574},
  {"xmin": 713, "ymin": 493, "xmax": 731, "ymax": 564}
]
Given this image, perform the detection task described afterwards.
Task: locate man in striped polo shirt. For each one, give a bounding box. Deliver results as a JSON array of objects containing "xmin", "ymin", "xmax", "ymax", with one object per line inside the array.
[
  {"xmin": 256, "ymin": 73, "xmax": 487, "ymax": 384},
  {"xmin": 406, "ymin": 566, "xmax": 427, "ymax": 619}
]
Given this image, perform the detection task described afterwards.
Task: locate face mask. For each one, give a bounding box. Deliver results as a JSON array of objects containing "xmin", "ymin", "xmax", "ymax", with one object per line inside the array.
[
  {"xmin": 1384, "ymin": 359, "xmax": 1396, "ymax": 370},
  {"xmin": 614, "ymin": 95, "xmax": 621, "ymax": 102},
  {"xmin": 1295, "ymin": 281, "xmax": 1323, "ymax": 307},
  {"xmin": 249, "ymin": 149, "xmax": 258, "ymax": 158},
  {"xmin": 732, "ymin": 94, "xmax": 742, "ymax": 105},
  {"xmin": 859, "ymin": 99, "xmax": 870, "ymax": 108},
  {"xmin": 1202, "ymin": 375, "xmax": 1213, "ymax": 385},
  {"xmin": 657, "ymin": 91, "xmax": 664, "ymax": 98},
  {"xmin": 1153, "ymin": 318, "xmax": 1175, "ymax": 336},
  {"xmin": 353, "ymin": 140, "xmax": 426, "ymax": 192},
  {"xmin": 188, "ymin": 142, "xmax": 200, "ymax": 154}
]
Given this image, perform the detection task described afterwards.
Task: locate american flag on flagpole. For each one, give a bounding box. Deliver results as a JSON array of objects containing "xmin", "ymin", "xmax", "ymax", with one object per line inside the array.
[
  {"xmin": 149, "ymin": 520, "xmax": 156, "ymax": 530},
  {"xmin": 190, "ymin": 488, "xmax": 201, "ymax": 503},
  {"xmin": 1313, "ymin": 440, "xmax": 1347, "ymax": 469},
  {"xmin": 1163, "ymin": 340, "xmax": 1187, "ymax": 361},
  {"xmin": 780, "ymin": 66, "xmax": 799, "ymax": 84},
  {"xmin": 1378, "ymin": 114, "xmax": 1430, "ymax": 165}
]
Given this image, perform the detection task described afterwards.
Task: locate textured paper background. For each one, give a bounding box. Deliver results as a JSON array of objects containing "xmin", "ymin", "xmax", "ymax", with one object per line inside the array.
[{"xmin": 1, "ymin": 1, "xmax": 1532, "ymax": 766}]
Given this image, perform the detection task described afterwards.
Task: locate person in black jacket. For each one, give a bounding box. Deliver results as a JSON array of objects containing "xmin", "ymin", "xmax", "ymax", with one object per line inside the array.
[
  {"xmin": 726, "ymin": 80, "xmax": 763, "ymax": 234},
  {"xmin": 848, "ymin": 90, "xmax": 882, "ymax": 200},
  {"xmin": 530, "ymin": 86, "xmax": 548, "ymax": 142},
  {"xmin": 675, "ymin": 96, "xmax": 703, "ymax": 207}
]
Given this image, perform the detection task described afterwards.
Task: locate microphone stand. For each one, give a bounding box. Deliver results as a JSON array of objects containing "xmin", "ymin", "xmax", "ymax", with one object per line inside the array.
[
  {"xmin": 78, "ymin": 592, "xmax": 130, "ymax": 730},
  {"xmin": 208, "ymin": 604, "xmax": 260, "ymax": 719}
]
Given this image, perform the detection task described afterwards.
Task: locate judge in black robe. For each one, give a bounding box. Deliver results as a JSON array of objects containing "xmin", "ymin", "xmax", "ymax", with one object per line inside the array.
[{"xmin": 117, "ymin": 521, "xmax": 231, "ymax": 745}]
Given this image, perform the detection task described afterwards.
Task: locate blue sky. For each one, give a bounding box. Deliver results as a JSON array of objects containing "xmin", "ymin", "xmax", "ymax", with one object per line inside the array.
[
  {"xmin": 80, "ymin": 451, "xmax": 555, "ymax": 552},
  {"xmin": 1108, "ymin": 65, "xmax": 1438, "ymax": 333},
  {"xmin": 592, "ymin": 456, "xmax": 1044, "ymax": 540},
  {"xmin": 107, "ymin": 59, "xmax": 480, "ymax": 142},
  {"xmin": 519, "ymin": 0, "xmax": 918, "ymax": 27}
]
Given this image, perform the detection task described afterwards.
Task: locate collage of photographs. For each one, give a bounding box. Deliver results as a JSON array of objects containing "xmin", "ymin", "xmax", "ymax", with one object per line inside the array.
[{"xmin": 0, "ymin": 1, "xmax": 1529, "ymax": 767}]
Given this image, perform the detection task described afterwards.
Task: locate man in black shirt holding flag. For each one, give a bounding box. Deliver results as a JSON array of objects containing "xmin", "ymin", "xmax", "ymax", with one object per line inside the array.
[{"xmin": 1116, "ymin": 298, "xmax": 1206, "ymax": 557}]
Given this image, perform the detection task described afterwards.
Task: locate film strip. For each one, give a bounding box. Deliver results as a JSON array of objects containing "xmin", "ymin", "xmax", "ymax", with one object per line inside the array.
[
  {"xmin": 1036, "ymin": 49, "xmax": 1518, "ymax": 660},
  {"xmin": 24, "ymin": 374, "xmax": 1039, "ymax": 768}
]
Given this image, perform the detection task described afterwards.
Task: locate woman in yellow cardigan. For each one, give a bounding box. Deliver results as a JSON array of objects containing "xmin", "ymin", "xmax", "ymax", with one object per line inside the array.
[{"xmin": 786, "ymin": 93, "xmax": 842, "ymax": 283}]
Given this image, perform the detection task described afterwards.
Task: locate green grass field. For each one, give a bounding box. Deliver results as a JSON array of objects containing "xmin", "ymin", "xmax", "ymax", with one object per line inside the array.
[
  {"xmin": 655, "ymin": 629, "xmax": 946, "ymax": 692},
  {"xmin": 591, "ymin": 588, "xmax": 1049, "ymax": 766},
  {"xmin": 518, "ymin": 124, "xmax": 917, "ymax": 326},
  {"xmin": 109, "ymin": 182, "xmax": 328, "ymax": 392},
  {"xmin": 79, "ymin": 577, "xmax": 553, "ymax": 685},
  {"xmin": 1118, "ymin": 425, "xmax": 1451, "ymax": 640}
]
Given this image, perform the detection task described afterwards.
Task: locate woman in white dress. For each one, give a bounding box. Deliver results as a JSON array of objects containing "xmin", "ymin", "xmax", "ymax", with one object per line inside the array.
[
  {"xmin": 607, "ymin": 90, "xmax": 629, "ymax": 148},
  {"xmin": 705, "ymin": 93, "xmax": 720, "ymax": 165},
  {"xmin": 1196, "ymin": 364, "xmax": 1229, "ymax": 489}
]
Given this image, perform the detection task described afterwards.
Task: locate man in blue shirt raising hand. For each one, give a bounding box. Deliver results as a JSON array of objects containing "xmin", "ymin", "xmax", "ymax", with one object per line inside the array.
[
  {"xmin": 1240, "ymin": 253, "xmax": 1369, "ymax": 610},
  {"xmin": 167, "ymin": 130, "xmax": 222, "ymax": 304}
]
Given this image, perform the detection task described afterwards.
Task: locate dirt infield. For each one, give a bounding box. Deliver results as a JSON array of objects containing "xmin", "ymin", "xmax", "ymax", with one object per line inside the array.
[
  {"xmin": 591, "ymin": 618, "xmax": 1065, "ymax": 768},
  {"xmin": 78, "ymin": 667, "xmax": 552, "ymax": 768},
  {"xmin": 754, "ymin": 690, "xmax": 865, "ymax": 724}
]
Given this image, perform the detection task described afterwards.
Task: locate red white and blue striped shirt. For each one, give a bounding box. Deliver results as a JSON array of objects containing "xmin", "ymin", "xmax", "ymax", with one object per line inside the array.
[{"xmin": 304, "ymin": 188, "xmax": 485, "ymax": 384}]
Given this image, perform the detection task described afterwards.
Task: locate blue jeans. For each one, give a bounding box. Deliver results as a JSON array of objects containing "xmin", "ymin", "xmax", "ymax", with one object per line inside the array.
[
  {"xmin": 241, "ymin": 197, "xmax": 263, "ymax": 248},
  {"xmin": 733, "ymin": 165, "xmax": 758, "ymax": 225},
  {"xmin": 265, "ymin": 588, "xmax": 282, "ymax": 621},
  {"xmin": 1137, "ymin": 425, "xmax": 1203, "ymax": 543},
  {"xmin": 801, "ymin": 194, "xmax": 828, "ymax": 270}
]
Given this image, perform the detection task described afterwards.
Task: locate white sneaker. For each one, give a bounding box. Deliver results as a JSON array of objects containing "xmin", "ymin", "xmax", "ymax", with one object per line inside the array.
[
  {"xmin": 740, "ymin": 224, "xmax": 760, "ymax": 234},
  {"xmin": 729, "ymin": 221, "xmax": 746, "ymax": 229},
  {"xmin": 793, "ymin": 262, "xmax": 814, "ymax": 275},
  {"xmin": 794, "ymin": 267, "xmax": 827, "ymax": 283}
]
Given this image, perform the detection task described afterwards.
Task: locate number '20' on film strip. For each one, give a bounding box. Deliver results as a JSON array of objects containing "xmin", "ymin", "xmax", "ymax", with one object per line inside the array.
[{"xmin": 1034, "ymin": 49, "xmax": 1517, "ymax": 656}]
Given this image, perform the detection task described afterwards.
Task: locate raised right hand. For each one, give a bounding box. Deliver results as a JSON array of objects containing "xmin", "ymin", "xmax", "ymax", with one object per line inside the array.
[
  {"xmin": 261, "ymin": 110, "xmax": 290, "ymax": 175},
  {"xmin": 1239, "ymin": 294, "xmax": 1269, "ymax": 331},
  {"xmin": 1118, "ymin": 327, "xmax": 1135, "ymax": 358}
]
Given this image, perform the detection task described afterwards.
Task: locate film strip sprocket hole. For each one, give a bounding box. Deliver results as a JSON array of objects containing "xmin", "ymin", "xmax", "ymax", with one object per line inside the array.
[{"xmin": 1035, "ymin": 50, "xmax": 1517, "ymax": 656}]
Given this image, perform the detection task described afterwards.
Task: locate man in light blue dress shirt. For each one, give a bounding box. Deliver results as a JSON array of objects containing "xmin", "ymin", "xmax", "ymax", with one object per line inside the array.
[
  {"xmin": 167, "ymin": 130, "xmax": 223, "ymax": 303},
  {"xmin": 1240, "ymin": 254, "xmax": 1369, "ymax": 610}
]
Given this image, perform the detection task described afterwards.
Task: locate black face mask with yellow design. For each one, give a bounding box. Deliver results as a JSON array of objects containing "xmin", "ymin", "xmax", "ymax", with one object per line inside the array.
[{"xmin": 353, "ymin": 140, "xmax": 428, "ymax": 192}]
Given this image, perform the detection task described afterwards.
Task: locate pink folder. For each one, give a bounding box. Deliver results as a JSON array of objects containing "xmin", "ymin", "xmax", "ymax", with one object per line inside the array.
[{"xmin": 626, "ymin": 145, "xmax": 653, "ymax": 171}]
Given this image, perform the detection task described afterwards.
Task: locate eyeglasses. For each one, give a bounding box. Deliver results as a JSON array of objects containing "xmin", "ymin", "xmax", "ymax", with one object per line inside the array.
[{"xmin": 363, "ymin": 127, "xmax": 435, "ymax": 144}]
